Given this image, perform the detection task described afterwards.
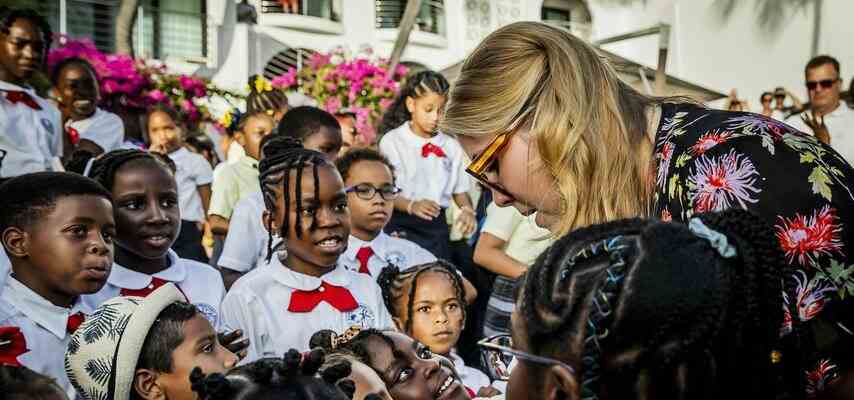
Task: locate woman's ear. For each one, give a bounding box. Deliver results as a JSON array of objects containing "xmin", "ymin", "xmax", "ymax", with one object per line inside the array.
[
  {"xmin": 405, "ymin": 96, "xmax": 415, "ymax": 114},
  {"xmin": 543, "ymin": 363, "xmax": 580, "ymax": 400},
  {"xmin": 133, "ymin": 369, "xmax": 166, "ymax": 400}
]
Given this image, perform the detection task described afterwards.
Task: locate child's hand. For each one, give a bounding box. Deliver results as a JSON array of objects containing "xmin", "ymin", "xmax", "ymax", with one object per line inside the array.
[
  {"xmin": 410, "ymin": 199, "xmax": 441, "ymax": 220},
  {"xmin": 455, "ymin": 208, "xmax": 477, "ymax": 236},
  {"xmin": 218, "ymin": 329, "xmax": 250, "ymax": 360},
  {"xmin": 476, "ymin": 386, "xmax": 502, "ymax": 398}
]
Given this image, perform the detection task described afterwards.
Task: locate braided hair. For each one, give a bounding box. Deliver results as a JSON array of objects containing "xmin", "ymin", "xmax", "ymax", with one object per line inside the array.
[
  {"xmin": 84, "ymin": 149, "xmax": 175, "ymax": 191},
  {"xmin": 190, "ymin": 348, "xmax": 354, "ymax": 400},
  {"xmin": 516, "ymin": 209, "xmax": 796, "ymax": 400},
  {"xmin": 247, "ymin": 74, "xmax": 289, "ymax": 117},
  {"xmin": 377, "ymin": 70, "xmax": 449, "ymax": 135},
  {"xmin": 376, "ymin": 261, "xmax": 467, "ymax": 334},
  {"xmin": 258, "ymin": 136, "xmax": 332, "ymax": 263}
]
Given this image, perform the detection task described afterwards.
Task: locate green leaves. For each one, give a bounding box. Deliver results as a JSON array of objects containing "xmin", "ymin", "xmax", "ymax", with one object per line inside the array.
[
  {"xmin": 815, "ymin": 260, "xmax": 854, "ymax": 299},
  {"xmin": 808, "ymin": 166, "xmax": 833, "ymax": 201}
]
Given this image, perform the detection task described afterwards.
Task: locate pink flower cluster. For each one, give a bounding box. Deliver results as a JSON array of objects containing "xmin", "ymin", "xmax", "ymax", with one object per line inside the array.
[{"xmin": 179, "ymin": 75, "xmax": 208, "ymax": 99}]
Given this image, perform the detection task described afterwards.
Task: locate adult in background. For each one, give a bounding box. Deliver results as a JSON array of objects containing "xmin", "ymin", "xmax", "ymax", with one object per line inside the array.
[
  {"xmin": 787, "ymin": 55, "xmax": 854, "ymax": 159},
  {"xmin": 442, "ymin": 21, "xmax": 854, "ymax": 398}
]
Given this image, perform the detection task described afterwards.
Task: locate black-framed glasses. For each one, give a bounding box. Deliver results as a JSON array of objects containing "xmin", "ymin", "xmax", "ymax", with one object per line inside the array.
[
  {"xmin": 806, "ymin": 79, "xmax": 839, "ymax": 90},
  {"xmin": 345, "ymin": 183, "xmax": 401, "ymax": 201},
  {"xmin": 478, "ymin": 334, "xmax": 575, "ymax": 381}
]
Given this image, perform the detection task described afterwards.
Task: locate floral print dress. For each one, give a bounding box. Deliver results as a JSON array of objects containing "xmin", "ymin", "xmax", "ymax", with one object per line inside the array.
[{"xmin": 652, "ymin": 103, "xmax": 854, "ymax": 394}]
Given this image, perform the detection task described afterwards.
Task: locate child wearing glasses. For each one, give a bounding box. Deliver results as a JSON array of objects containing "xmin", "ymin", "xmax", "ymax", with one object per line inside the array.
[{"xmin": 378, "ymin": 71, "xmax": 476, "ymax": 260}]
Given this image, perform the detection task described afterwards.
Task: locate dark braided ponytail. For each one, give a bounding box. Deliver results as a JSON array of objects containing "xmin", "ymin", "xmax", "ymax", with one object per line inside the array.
[
  {"xmin": 376, "ymin": 261, "xmax": 467, "ymax": 334},
  {"xmin": 516, "ymin": 209, "xmax": 795, "ymax": 400}
]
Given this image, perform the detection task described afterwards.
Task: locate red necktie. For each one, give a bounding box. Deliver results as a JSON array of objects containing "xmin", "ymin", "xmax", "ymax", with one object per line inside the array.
[
  {"xmin": 355, "ymin": 247, "xmax": 374, "ymax": 275},
  {"xmin": 0, "ymin": 326, "xmax": 28, "ymax": 367},
  {"xmin": 421, "ymin": 143, "xmax": 446, "ymax": 158},
  {"xmin": 67, "ymin": 312, "xmax": 85, "ymax": 334},
  {"xmin": 67, "ymin": 127, "xmax": 80, "ymax": 145},
  {"xmin": 5, "ymin": 91, "xmax": 41, "ymax": 110},
  {"xmin": 466, "ymin": 387, "xmax": 476, "ymax": 398},
  {"xmin": 120, "ymin": 277, "xmax": 170, "ymax": 297},
  {"xmin": 287, "ymin": 282, "xmax": 359, "ymax": 313}
]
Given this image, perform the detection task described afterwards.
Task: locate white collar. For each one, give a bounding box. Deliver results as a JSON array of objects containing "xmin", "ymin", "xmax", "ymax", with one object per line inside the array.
[
  {"xmin": 236, "ymin": 153, "xmax": 259, "ymax": 169},
  {"xmin": 345, "ymin": 232, "xmax": 392, "ymax": 262},
  {"xmin": 1, "ymin": 277, "xmax": 89, "ymax": 339},
  {"xmin": 170, "ymin": 147, "xmax": 190, "ymax": 159},
  {"xmin": 108, "ymin": 250, "xmax": 187, "ymax": 289},
  {"xmin": 65, "ymin": 108, "xmax": 104, "ymax": 129},
  {"xmin": 824, "ymin": 102, "xmax": 854, "ymax": 118},
  {"xmin": 268, "ymin": 256, "xmax": 353, "ymax": 291}
]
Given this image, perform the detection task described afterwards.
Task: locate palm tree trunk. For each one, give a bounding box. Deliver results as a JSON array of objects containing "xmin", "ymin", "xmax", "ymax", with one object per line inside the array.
[
  {"xmin": 810, "ymin": 0, "xmax": 822, "ymax": 57},
  {"xmin": 389, "ymin": 0, "xmax": 423, "ymax": 74},
  {"xmin": 115, "ymin": 0, "xmax": 140, "ymax": 56}
]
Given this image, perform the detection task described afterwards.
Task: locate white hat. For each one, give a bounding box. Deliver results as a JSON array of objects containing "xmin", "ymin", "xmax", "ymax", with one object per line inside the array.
[{"xmin": 65, "ymin": 284, "xmax": 186, "ymax": 400}]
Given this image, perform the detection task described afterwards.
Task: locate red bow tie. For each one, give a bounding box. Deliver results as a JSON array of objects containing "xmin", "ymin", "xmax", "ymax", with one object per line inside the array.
[
  {"xmin": 67, "ymin": 127, "xmax": 80, "ymax": 145},
  {"xmin": 422, "ymin": 143, "xmax": 446, "ymax": 158},
  {"xmin": 287, "ymin": 282, "xmax": 359, "ymax": 313},
  {"xmin": 120, "ymin": 277, "xmax": 171, "ymax": 297},
  {"xmin": 67, "ymin": 312, "xmax": 85, "ymax": 334},
  {"xmin": 355, "ymin": 247, "xmax": 374, "ymax": 275},
  {"xmin": 0, "ymin": 326, "xmax": 28, "ymax": 367},
  {"xmin": 5, "ymin": 90, "xmax": 41, "ymax": 110}
]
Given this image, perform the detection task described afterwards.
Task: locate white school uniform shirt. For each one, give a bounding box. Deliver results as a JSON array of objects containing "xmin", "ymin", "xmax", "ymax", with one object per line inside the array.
[
  {"xmin": 65, "ymin": 107, "xmax": 125, "ymax": 153},
  {"xmin": 168, "ymin": 147, "xmax": 214, "ymax": 222},
  {"xmin": 0, "ymin": 81, "xmax": 62, "ymax": 177},
  {"xmin": 219, "ymin": 191, "xmax": 282, "ymax": 273},
  {"xmin": 786, "ymin": 102, "xmax": 854, "ymax": 166},
  {"xmin": 449, "ymin": 351, "xmax": 492, "ymax": 392},
  {"xmin": 379, "ymin": 122, "xmax": 471, "ymax": 208},
  {"xmin": 81, "ymin": 249, "xmax": 225, "ymax": 328},
  {"xmin": 341, "ymin": 232, "xmax": 437, "ymax": 276},
  {"xmin": 0, "ymin": 249, "xmax": 9, "ymax": 294},
  {"xmin": 221, "ymin": 258, "xmax": 395, "ymax": 363},
  {"xmin": 0, "ymin": 277, "xmax": 94, "ymax": 399}
]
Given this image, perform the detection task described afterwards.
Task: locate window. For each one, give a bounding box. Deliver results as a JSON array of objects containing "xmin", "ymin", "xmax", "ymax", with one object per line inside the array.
[
  {"xmin": 263, "ymin": 47, "xmax": 317, "ymax": 80},
  {"xmin": 259, "ymin": 0, "xmax": 342, "ymax": 22},
  {"xmin": 375, "ymin": 0, "xmax": 446, "ymax": 36}
]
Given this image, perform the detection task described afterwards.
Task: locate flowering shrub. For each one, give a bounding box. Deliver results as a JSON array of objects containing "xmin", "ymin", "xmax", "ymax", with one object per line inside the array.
[{"xmin": 271, "ymin": 46, "xmax": 408, "ymax": 144}]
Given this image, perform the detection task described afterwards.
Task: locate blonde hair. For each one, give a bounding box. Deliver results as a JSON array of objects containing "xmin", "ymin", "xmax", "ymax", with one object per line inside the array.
[{"xmin": 442, "ymin": 21, "xmax": 662, "ymax": 237}]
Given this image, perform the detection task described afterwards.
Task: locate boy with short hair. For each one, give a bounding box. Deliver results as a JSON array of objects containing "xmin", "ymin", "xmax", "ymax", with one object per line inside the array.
[
  {"xmin": 66, "ymin": 283, "xmax": 238, "ymax": 400},
  {"xmin": 0, "ymin": 171, "xmax": 115, "ymax": 397}
]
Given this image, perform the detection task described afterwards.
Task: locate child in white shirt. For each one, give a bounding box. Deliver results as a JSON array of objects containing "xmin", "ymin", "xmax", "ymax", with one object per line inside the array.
[
  {"xmin": 221, "ymin": 138, "xmax": 393, "ymax": 362},
  {"xmin": 0, "ymin": 171, "xmax": 115, "ymax": 398},
  {"xmin": 378, "ymin": 71, "xmax": 476, "ymax": 260}
]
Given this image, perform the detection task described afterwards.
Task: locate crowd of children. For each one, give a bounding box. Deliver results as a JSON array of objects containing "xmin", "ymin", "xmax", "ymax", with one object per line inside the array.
[{"xmin": 0, "ymin": 5, "xmax": 849, "ymax": 400}]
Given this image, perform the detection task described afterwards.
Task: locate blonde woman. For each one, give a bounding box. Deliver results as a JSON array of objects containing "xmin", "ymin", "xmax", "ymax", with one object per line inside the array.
[{"xmin": 444, "ymin": 21, "xmax": 854, "ymax": 399}]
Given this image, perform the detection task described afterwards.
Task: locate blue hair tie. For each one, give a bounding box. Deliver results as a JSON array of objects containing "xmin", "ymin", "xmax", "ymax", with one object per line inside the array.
[{"xmin": 688, "ymin": 218, "xmax": 737, "ymax": 258}]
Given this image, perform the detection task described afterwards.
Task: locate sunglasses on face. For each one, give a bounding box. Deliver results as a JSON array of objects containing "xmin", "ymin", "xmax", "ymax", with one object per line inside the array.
[
  {"xmin": 478, "ymin": 335, "xmax": 575, "ymax": 381},
  {"xmin": 806, "ymin": 79, "xmax": 838, "ymax": 90},
  {"xmin": 465, "ymin": 131, "xmax": 514, "ymax": 198},
  {"xmin": 345, "ymin": 183, "xmax": 401, "ymax": 201}
]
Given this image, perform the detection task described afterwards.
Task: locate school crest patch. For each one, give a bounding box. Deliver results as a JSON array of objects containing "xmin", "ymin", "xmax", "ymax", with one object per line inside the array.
[
  {"xmin": 345, "ymin": 303, "xmax": 376, "ymax": 329},
  {"xmin": 385, "ymin": 250, "xmax": 407, "ymax": 268},
  {"xmin": 40, "ymin": 118, "xmax": 54, "ymax": 135}
]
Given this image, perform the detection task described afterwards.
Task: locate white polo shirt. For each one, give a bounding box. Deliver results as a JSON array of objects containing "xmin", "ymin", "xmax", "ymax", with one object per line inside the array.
[
  {"xmin": 0, "ymin": 277, "xmax": 94, "ymax": 399},
  {"xmin": 340, "ymin": 232, "xmax": 436, "ymax": 277},
  {"xmin": 66, "ymin": 108, "xmax": 125, "ymax": 153},
  {"xmin": 449, "ymin": 351, "xmax": 492, "ymax": 393},
  {"xmin": 220, "ymin": 259, "xmax": 394, "ymax": 363},
  {"xmin": 379, "ymin": 123, "xmax": 471, "ymax": 208},
  {"xmin": 219, "ymin": 191, "xmax": 282, "ymax": 273},
  {"xmin": 81, "ymin": 250, "xmax": 225, "ymax": 328},
  {"xmin": 0, "ymin": 249, "xmax": 9, "ymax": 294},
  {"xmin": 786, "ymin": 102, "xmax": 854, "ymax": 166},
  {"xmin": 168, "ymin": 147, "xmax": 214, "ymax": 222},
  {"xmin": 0, "ymin": 81, "xmax": 62, "ymax": 177}
]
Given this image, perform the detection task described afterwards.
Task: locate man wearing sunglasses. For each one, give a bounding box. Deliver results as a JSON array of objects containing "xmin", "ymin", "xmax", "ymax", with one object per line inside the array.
[{"xmin": 787, "ymin": 55, "xmax": 854, "ymax": 164}]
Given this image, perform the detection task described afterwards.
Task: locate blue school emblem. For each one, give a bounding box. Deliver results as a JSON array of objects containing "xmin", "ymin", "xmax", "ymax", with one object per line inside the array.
[
  {"xmin": 345, "ymin": 304, "xmax": 375, "ymax": 329},
  {"xmin": 385, "ymin": 251, "xmax": 407, "ymax": 268},
  {"xmin": 40, "ymin": 118, "xmax": 54, "ymax": 135},
  {"xmin": 194, "ymin": 303, "xmax": 219, "ymax": 326},
  {"xmin": 442, "ymin": 157, "xmax": 453, "ymax": 173}
]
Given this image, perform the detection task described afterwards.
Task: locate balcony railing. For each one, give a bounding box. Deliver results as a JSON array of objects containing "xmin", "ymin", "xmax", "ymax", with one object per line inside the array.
[
  {"xmin": 259, "ymin": 0, "xmax": 341, "ymax": 22},
  {"xmin": 375, "ymin": 0, "xmax": 446, "ymax": 36}
]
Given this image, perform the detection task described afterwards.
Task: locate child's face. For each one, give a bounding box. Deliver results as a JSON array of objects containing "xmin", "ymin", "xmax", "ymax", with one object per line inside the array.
[
  {"xmin": 55, "ymin": 64, "xmax": 98, "ymax": 121},
  {"xmin": 0, "ymin": 18, "xmax": 44, "ymax": 84},
  {"xmin": 152, "ymin": 314, "xmax": 238, "ymax": 400},
  {"xmin": 148, "ymin": 111, "xmax": 182, "ymax": 148},
  {"xmin": 111, "ymin": 161, "xmax": 180, "ymax": 260},
  {"xmin": 365, "ymin": 332, "xmax": 469, "ymax": 400},
  {"xmin": 236, "ymin": 114, "xmax": 274, "ymax": 161},
  {"xmin": 403, "ymin": 272, "xmax": 464, "ymax": 356},
  {"xmin": 10, "ymin": 195, "xmax": 114, "ymax": 304},
  {"xmin": 345, "ymin": 160, "xmax": 394, "ymax": 240},
  {"xmin": 303, "ymin": 127, "xmax": 343, "ymax": 162},
  {"xmin": 405, "ymin": 93, "xmax": 446, "ymax": 137},
  {"xmin": 267, "ymin": 163, "xmax": 350, "ymax": 276},
  {"xmin": 350, "ymin": 360, "xmax": 393, "ymax": 400}
]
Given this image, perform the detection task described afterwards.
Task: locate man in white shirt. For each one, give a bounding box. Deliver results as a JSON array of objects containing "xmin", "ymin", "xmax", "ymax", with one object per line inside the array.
[
  {"xmin": 787, "ymin": 55, "xmax": 854, "ymax": 165},
  {"xmin": 0, "ymin": 9, "xmax": 62, "ymax": 177}
]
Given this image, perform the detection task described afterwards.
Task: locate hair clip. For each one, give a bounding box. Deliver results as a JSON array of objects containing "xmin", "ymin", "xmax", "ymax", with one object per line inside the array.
[
  {"xmin": 688, "ymin": 218, "xmax": 737, "ymax": 258},
  {"xmin": 331, "ymin": 325, "xmax": 362, "ymax": 349},
  {"xmin": 254, "ymin": 76, "xmax": 273, "ymax": 93}
]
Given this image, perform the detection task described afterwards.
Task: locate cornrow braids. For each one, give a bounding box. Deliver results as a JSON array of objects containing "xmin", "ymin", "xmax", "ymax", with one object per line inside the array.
[
  {"xmin": 376, "ymin": 261, "xmax": 467, "ymax": 334},
  {"xmin": 257, "ymin": 136, "xmax": 330, "ymax": 263},
  {"xmin": 377, "ymin": 70, "xmax": 449, "ymax": 135},
  {"xmin": 517, "ymin": 210, "xmax": 792, "ymax": 400},
  {"xmin": 190, "ymin": 348, "xmax": 353, "ymax": 400},
  {"xmin": 247, "ymin": 74, "xmax": 289, "ymax": 117},
  {"xmin": 87, "ymin": 149, "xmax": 175, "ymax": 191}
]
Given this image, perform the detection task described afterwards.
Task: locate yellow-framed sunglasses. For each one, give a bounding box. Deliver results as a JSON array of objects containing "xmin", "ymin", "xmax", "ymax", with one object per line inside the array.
[{"xmin": 465, "ymin": 130, "xmax": 514, "ymax": 198}]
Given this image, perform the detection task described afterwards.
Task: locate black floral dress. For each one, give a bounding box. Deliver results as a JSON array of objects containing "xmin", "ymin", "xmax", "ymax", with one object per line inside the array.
[{"xmin": 652, "ymin": 103, "xmax": 854, "ymax": 395}]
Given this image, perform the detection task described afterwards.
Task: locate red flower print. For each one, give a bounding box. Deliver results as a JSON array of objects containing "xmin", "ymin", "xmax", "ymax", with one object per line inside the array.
[
  {"xmin": 0, "ymin": 326, "xmax": 28, "ymax": 367},
  {"xmin": 806, "ymin": 359, "xmax": 838, "ymax": 398},
  {"xmin": 688, "ymin": 149, "xmax": 761, "ymax": 212},
  {"xmin": 656, "ymin": 142, "xmax": 675, "ymax": 189},
  {"xmin": 660, "ymin": 209, "xmax": 672, "ymax": 222},
  {"xmin": 690, "ymin": 130, "xmax": 731, "ymax": 156},
  {"xmin": 775, "ymin": 206, "xmax": 844, "ymax": 267},
  {"xmin": 792, "ymin": 271, "xmax": 836, "ymax": 322}
]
